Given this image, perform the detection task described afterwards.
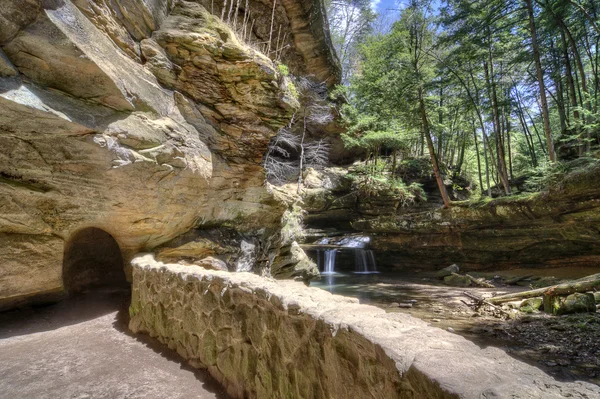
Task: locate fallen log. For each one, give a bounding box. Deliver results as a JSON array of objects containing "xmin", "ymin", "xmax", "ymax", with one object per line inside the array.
[
  {"xmin": 463, "ymin": 291, "xmax": 510, "ymax": 316},
  {"xmin": 465, "ymin": 274, "xmax": 495, "ymax": 288},
  {"xmin": 489, "ymin": 277, "xmax": 600, "ymax": 304}
]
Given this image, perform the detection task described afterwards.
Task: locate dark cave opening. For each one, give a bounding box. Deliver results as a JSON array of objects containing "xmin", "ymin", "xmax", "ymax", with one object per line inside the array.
[{"xmin": 62, "ymin": 228, "xmax": 128, "ymax": 294}]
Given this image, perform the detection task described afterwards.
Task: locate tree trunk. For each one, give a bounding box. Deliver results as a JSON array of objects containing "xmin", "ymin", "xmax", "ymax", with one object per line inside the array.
[
  {"xmin": 437, "ymin": 85, "xmax": 444, "ymax": 162},
  {"xmin": 525, "ymin": 0, "xmax": 556, "ymax": 162},
  {"xmin": 472, "ymin": 121, "xmax": 484, "ymax": 196},
  {"xmin": 419, "ymin": 87, "xmax": 451, "ymax": 208},
  {"xmin": 484, "ymin": 58, "xmax": 511, "ymax": 194},
  {"xmin": 489, "ymin": 276, "xmax": 600, "ymax": 304},
  {"xmin": 501, "ymin": 97, "xmax": 514, "ymax": 180},
  {"xmin": 267, "ymin": 0, "xmax": 277, "ymax": 55},
  {"xmin": 561, "ymin": 31, "xmax": 580, "ymax": 135},
  {"xmin": 297, "ymin": 113, "xmax": 306, "ymax": 194}
]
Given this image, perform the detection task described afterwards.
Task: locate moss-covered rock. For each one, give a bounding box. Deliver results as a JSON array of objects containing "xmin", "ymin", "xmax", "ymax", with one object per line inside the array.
[
  {"xmin": 443, "ymin": 274, "xmax": 472, "ymax": 287},
  {"xmin": 519, "ymin": 298, "xmax": 544, "ymax": 313},
  {"xmin": 357, "ymin": 163, "xmax": 600, "ymax": 271},
  {"xmin": 544, "ymin": 293, "xmax": 596, "ymax": 315},
  {"xmin": 435, "ymin": 264, "xmax": 460, "ymax": 279}
]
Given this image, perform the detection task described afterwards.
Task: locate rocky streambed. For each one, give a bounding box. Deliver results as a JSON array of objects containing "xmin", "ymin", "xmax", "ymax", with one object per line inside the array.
[{"xmin": 309, "ymin": 267, "xmax": 600, "ymax": 386}]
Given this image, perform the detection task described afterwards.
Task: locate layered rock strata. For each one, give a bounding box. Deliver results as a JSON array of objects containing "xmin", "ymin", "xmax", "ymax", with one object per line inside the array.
[
  {"xmin": 129, "ymin": 254, "xmax": 600, "ymax": 399},
  {"xmin": 301, "ymin": 165, "xmax": 600, "ymax": 271},
  {"xmin": 0, "ymin": 0, "xmax": 337, "ymax": 309},
  {"xmin": 195, "ymin": 0, "xmax": 341, "ymax": 86},
  {"xmin": 356, "ymin": 164, "xmax": 600, "ymax": 270}
]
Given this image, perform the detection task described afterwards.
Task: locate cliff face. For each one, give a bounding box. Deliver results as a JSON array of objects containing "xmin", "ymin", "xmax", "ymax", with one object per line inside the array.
[
  {"xmin": 355, "ymin": 164, "xmax": 600, "ymax": 271},
  {"xmin": 0, "ymin": 0, "xmax": 336, "ymax": 309},
  {"xmin": 195, "ymin": 0, "xmax": 341, "ymax": 86},
  {"xmin": 301, "ymin": 164, "xmax": 600, "ymax": 271}
]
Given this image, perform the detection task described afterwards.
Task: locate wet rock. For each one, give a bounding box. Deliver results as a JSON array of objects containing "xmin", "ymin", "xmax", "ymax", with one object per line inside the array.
[
  {"xmin": 435, "ymin": 264, "xmax": 460, "ymax": 279},
  {"xmin": 443, "ymin": 273, "xmax": 471, "ymax": 287}
]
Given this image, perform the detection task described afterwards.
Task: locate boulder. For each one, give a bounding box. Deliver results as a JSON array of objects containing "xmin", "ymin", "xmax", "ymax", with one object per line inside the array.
[
  {"xmin": 0, "ymin": 49, "xmax": 18, "ymax": 77},
  {"xmin": 443, "ymin": 273, "xmax": 471, "ymax": 287},
  {"xmin": 271, "ymin": 241, "xmax": 319, "ymax": 282},
  {"xmin": 519, "ymin": 297, "xmax": 543, "ymax": 313},
  {"xmin": 436, "ymin": 264, "xmax": 460, "ymax": 279},
  {"xmin": 544, "ymin": 293, "xmax": 596, "ymax": 315}
]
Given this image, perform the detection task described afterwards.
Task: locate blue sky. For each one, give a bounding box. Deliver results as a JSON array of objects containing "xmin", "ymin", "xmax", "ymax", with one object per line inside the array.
[
  {"xmin": 371, "ymin": 0, "xmax": 398, "ymax": 13},
  {"xmin": 372, "ymin": 0, "xmax": 442, "ymax": 14}
]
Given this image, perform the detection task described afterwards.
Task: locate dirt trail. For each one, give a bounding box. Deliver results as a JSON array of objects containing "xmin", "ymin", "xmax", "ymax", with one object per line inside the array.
[{"xmin": 0, "ymin": 289, "xmax": 229, "ymax": 399}]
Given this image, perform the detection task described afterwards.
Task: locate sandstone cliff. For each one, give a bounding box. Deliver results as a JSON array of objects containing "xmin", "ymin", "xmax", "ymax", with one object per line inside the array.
[
  {"xmin": 302, "ymin": 163, "xmax": 600, "ymax": 271},
  {"xmin": 0, "ymin": 0, "xmax": 336, "ymax": 309}
]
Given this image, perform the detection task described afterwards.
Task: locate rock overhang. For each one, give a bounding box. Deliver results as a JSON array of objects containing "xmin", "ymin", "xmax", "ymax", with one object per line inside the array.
[{"xmin": 0, "ymin": 0, "xmax": 304, "ymax": 309}]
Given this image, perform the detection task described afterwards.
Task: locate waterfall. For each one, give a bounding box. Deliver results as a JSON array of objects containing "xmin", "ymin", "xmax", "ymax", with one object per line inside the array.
[
  {"xmin": 367, "ymin": 250, "xmax": 377, "ymax": 270},
  {"xmin": 323, "ymin": 249, "xmax": 337, "ymax": 274},
  {"xmin": 236, "ymin": 240, "xmax": 256, "ymax": 272},
  {"xmin": 354, "ymin": 249, "xmax": 378, "ymax": 274}
]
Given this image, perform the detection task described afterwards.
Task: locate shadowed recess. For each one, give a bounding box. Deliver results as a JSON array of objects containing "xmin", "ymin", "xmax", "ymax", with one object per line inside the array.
[{"xmin": 63, "ymin": 228, "xmax": 127, "ymax": 294}]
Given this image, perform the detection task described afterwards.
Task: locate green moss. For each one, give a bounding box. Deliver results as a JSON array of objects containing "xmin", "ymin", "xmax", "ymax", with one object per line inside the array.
[
  {"xmin": 277, "ymin": 63, "xmax": 290, "ymax": 76},
  {"xmin": 287, "ymin": 80, "xmax": 299, "ymax": 99},
  {"xmin": 129, "ymin": 302, "xmax": 141, "ymax": 318}
]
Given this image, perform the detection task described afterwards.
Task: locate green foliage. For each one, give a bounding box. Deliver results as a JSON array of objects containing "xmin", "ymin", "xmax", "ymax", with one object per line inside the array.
[
  {"xmin": 328, "ymin": 0, "xmax": 600, "ymax": 203},
  {"xmin": 523, "ymin": 162, "xmax": 570, "ymax": 192},
  {"xmin": 347, "ymin": 159, "xmax": 427, "ymax": 207},
  {"xmin": 277, "ymin": 63, "xmax": 290, "ymax": 76},
  {"xmin": 523, "ymin": 158, "xmax": 600, "ymax": 192},
  {"xmin": 287, "ymin": 80, "xmax": 299, "ymax": 99},
  {"xmin": 396, "ymin": 158, "xmax": 433, "ymax": 180}
]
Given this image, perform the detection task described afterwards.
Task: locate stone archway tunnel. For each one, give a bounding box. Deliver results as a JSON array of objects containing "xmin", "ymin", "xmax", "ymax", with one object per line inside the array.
[{"xmin": 62, "ymin": 227, "xmax": 128, "ymax": 294}]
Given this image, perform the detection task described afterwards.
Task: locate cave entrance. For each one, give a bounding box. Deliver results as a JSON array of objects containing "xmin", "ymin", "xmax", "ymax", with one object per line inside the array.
[{"xmin": 63, "ymin": 228, "xmax": 128, "ymax": 294}]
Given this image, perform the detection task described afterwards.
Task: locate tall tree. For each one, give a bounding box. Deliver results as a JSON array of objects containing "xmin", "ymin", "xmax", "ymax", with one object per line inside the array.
[{"xmin": 525, "ymin": 0, "xmax": 557, "ymax": 161}]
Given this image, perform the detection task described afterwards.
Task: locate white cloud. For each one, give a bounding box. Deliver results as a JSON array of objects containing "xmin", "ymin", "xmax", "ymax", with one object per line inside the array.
[{"xmin": 371, "ymin": 0, "xmax": 382, "ymax": 12}]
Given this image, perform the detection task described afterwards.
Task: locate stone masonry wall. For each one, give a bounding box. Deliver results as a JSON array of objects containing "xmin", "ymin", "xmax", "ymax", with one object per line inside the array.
[{"xmin": 129, "ymin": 255, "xmax": 599, "ymax": 399}]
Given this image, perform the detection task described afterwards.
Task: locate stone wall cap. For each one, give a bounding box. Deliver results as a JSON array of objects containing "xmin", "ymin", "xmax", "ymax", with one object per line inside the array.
[{"xmin": 131, "ymin": 254, "xmax": 600, "ymax": 398}]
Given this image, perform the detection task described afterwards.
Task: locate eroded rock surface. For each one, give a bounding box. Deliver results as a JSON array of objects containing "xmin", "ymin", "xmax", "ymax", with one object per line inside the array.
[
  {"xmin": 129, "ymin": 254, "xmax": 600, "ymax": 399},
  {"xmin": 302, "ymin": 163, "xmax": 600, "ymax": 271},
  {"xmin": 0, "ymin": 0, "xmax": 336, "ymax": 309},
  {"xmin": 195, "ymin": 0, "xmax": 341, "ymax": 86},
  {"xmin": 356, "ymin": 164, "xmax": 600, "ymax": 271}
]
